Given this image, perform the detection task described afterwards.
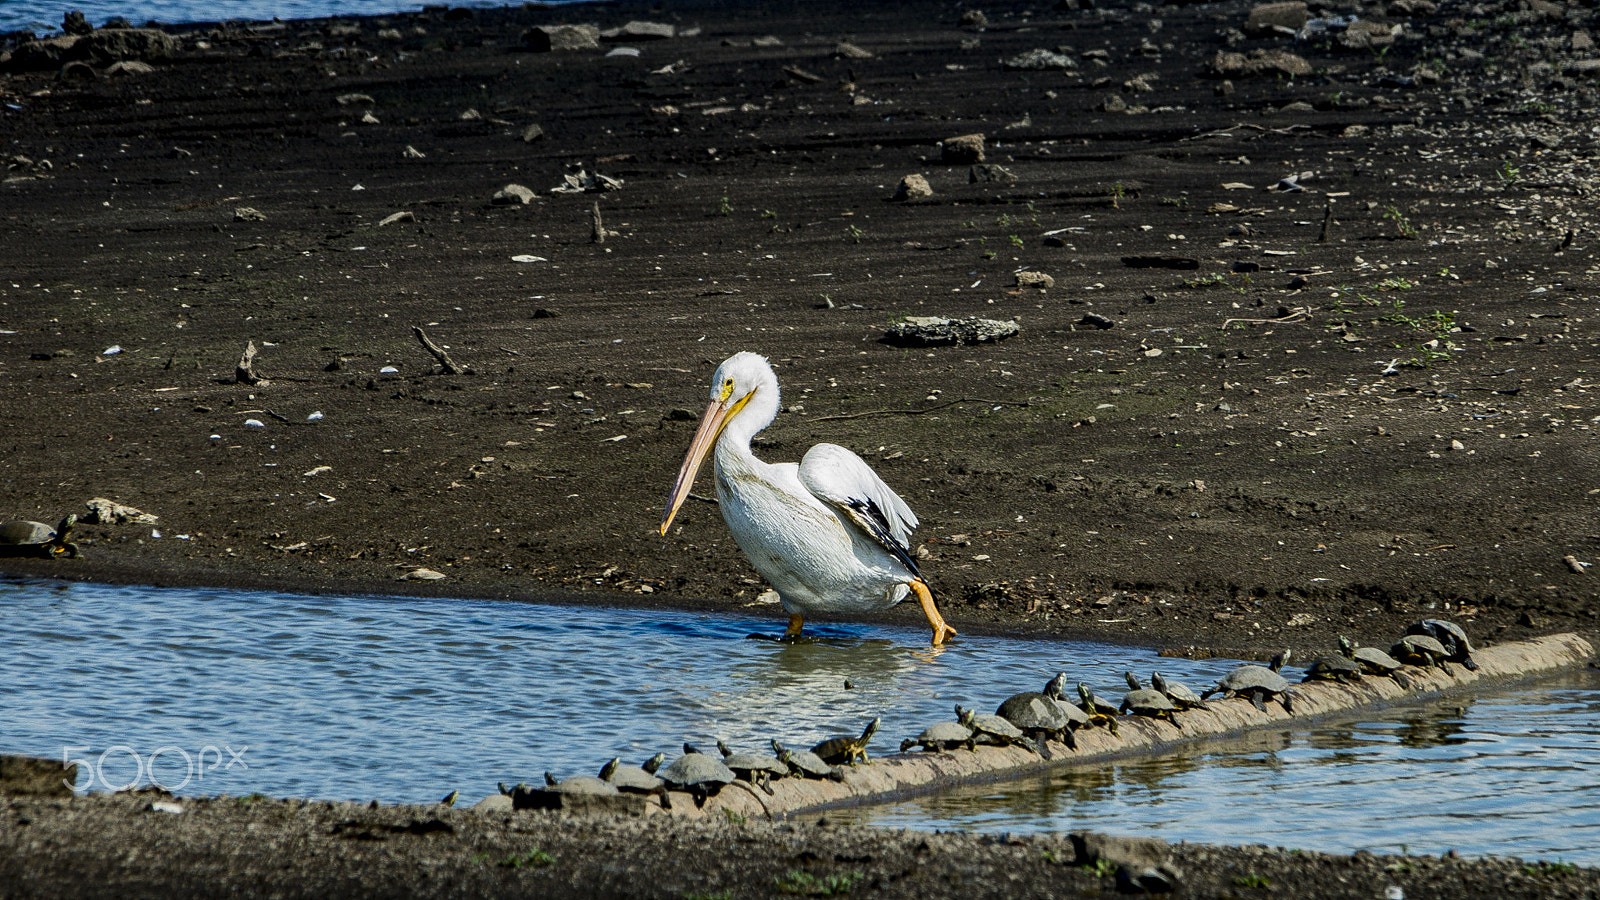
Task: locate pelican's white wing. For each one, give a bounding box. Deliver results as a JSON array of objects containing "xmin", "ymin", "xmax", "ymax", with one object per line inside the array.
[{"xmin": 798, "ymin": 443, "xmax": 921, "ymax": 572}]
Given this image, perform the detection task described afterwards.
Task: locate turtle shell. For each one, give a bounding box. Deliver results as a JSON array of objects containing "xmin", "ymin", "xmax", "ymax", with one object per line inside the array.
[
  {"xmin": 658, "ymin": 752, "xmax": 735, "ymax": 790},
  {"xmin": 1213, "ymin": 664, "xmax": 1290, "ymax": 695},
  {"xmin": 1408, "ymin": 619, "xmax": 1478, "ymax": 669},
  {"xmin": 721, "ymin": 751, "xmax": 786, "ymax": 778},
  {"xmin": 547, "ymin": 775, "xmax": 618, "ymax": 796},
  {"xmin": 0, "ymin": 521, "xmax": 53, "ymax": 545},
  {"xmin": 603, "ymin": 762, "xmax": 664, "ymax": 793},
  {"xmin": 772, "ymin": 740, "xmax": 835, "ymax": 778},
  {"xmin": 1303, "ymin": 654, "xmax": 1364, "ymax": 682},
  {"xmin": 1120, "ymin": 688, "xmax": 1177, "ymax": 715},
  {"xmin": 996, "ymin": 693, "xmax": 1070, "ymax": 731},
  {"xmin": 1151, "ymin": 673, "xmax": 1209, "ymax": 710},
  {"xmin": 1350, "ymin": 646, "xmax": 1403, "ymax": 674},
  {"xmin": 900, "ymin": 720, "xmax": 975, "ymax": 752}
]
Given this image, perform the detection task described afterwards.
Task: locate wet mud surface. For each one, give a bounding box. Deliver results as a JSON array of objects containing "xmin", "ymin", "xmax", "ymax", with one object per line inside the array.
[{"xmin": 2, "ymin": 0, "xmax": 1599, "ymax": 894}]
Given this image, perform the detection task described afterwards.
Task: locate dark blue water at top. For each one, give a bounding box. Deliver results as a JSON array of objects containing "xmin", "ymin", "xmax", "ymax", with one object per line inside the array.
[{"xmin": 2, "ymin": 1, "xmax": 554, "ymax": 34}]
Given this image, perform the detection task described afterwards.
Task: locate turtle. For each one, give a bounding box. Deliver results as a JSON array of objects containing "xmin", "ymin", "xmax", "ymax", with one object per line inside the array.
[
  {"xmin": 900, "ymin": 719, "xmax": 977, "ymax": 753},
  {"xmin": 956, "ymin": 705, "xmax": 1040, "ymax": 753},
  {"xmin": 1201, "ymin": 650, "xmax": 1293, "ymax": 712},
  {"xmin": 1407, "ymin": 619, "xmax": 1479, "ymax": 671},
  {"xmin": 0, "ymin": 514, "xmax": 79, "ymax": 559},
  {"xmin": 1119, "ymin": 673, "xmax": 1179, "ymax": 721},
  {"xmin": 1338, "ymin": 635, "xmax": 1411, "ymax": 687},
  {"xmin": 656, "ymin": 744, "xmax": 736, "ymax": 806},
  {"xmin": 810, "ymin": 717, "xmax": 879, "ymax": 766},
  {"xmin": 1391, "ymin": 634, "xmax": 1450, "ymax": 669},
  {"xmin": 1075, "ymin": 682, "xmax": 1121, "ymax": 735},
  {"xmin": 1150, "ymin": 672, "xmax": 1211, "ymax": 711},
  {"xmin": 717, "ymin": 741, "xmax": 789, "ymax": 795},
  {"xmin": 1040, "ymin": 674, "xmax": 1093, "ymax": 731},
  {"xmin": 771, "ymin": 739, "xmax": 842, "ymax": 782},
  {"xmin": 600, "ymin": 753, "xmax": 673, "ymax": 809},
  {"xmin": 542, "ymin": 771, "xmax": 619, "ymax": 796},
  {"xmin": 1302, "ymin": 652, "xmax": 1364, "ymax": 684},
  {"xmin": 996, "ymin": 673, "xmax": 1077, "ymax": 752}
]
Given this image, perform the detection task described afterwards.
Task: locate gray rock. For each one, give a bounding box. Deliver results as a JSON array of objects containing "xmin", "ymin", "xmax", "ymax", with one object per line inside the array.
[
  {"xmin": 105, "ymin": 60, "xmax": 156, "ymax": 76},
  {"xmin": 969, "ymin": 164, "xmax": 1016, "ymax": 183},
  {"xmin": 1244, "ymin": 2, "xmax": 1308, "ymax": 36},
  {"xmin": 1003, "ymin": 48, "xmax": 1076, "ymax": 70},
  {"xmin": 1, "ymin": 754, "xmax": 77, "ymax": 796},
  {"xmin": 835, "ymin": 41, "xmax": 873, "ymax": 59},
  {"xmin": 959, "ymin": 10, "xmax": 988, "ymax": 27},
  {"xmin": 522, "ymin": 24, "xmax": 601, "ymax": 52},
  {"xmin": 492, "ymin": 184, "xmax": 535, "ymax": 206},
  {"xmin": 234, "ymin": 207, "xmax": 267, "ymax": 222},
  {"xmin": 1569, "ymin": 59, "xmax": 1600, "ymax": 77},
  {"xmin": 1338, "ymin": 21, "xmax": 1398, "ymax": 52},
  {"xmin": 83, "ymin": 498, "xmax": 157, "ymax": 525},
  {"xmin": 521, "ymin": 124, "xmax": 546, "ymax": 142},
  {"xmin": 1387, "ymin": 0, "xmax": 1438, "ymax": 15},
  {"xmin": 1071, "ymin": 832, "xmax": 1171, "ymax": 871},
  {"xmin": 940, "ymin": 133, "xmax": 985, "ymax": 164},
  {"xmin": 1207, "ymin": 49, "xmax": 1313, "ymax": 78},
  {"xmin": 601, "ymin": 21, "xmax": 674, "ymax": 41},
  {"xmin": 83, "ymin": 29, "xmax": 178, "ymax": 65},
  {"xmin": 893, "ymin": 174, "xmax": 933, "ymax": 200},
  {"xmin": 883, "ymin": 316, "xmax": 1020, "ymax": 347},
  {"xmin": 1016, "ymin": 271, "xmax": 1055, "ymax": 289}
]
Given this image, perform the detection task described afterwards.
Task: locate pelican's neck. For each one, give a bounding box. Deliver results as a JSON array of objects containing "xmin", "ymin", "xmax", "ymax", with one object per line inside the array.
[{"xmin": 713, "ymin": 373, "xmax": 781, "ymax": 480}]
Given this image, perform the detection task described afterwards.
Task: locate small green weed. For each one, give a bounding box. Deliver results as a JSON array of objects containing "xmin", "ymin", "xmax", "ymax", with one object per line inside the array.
[
  {"xmin": 1159, "ymin": 195, "xmax": 1188, "ymax": 209},
  {"xmin": 716, "ymin": 196, "xmax": 733, "ymax": 216},
  {"xmin": 722, "ymin": 809, "xmax": 748, "ymax": 825},
  {"xmin": 1375, "ymin": 276, "xmax": 1414, "ymax": 291},
  {"xmin": 1525, "ymin": 860, "xmax": 1579, "ymax": 877},
  {"xmin": 1081, "ymin": 858, "xmax": 1116, "ymax": 878},
  {"xmin": 501, "ymin": 848, "xmax": 555, "ymax": 869},
  {"xmin": 775, "ymin": 870, "xmax": 866, "ymax": 895},
  {"xmin": 1496, "ymin": 159, "xmax": 1521, "ymax": 187},
  {"xmin": 844, "ymin": 223, "xmax": 864, "ymax": 243},
  {"xmin": 1234, "ymin": 872, "xmax": 1271, "ymax": 888},
  {"xmin": 1383, "ymin": 205, "xmax": 1419, "ymax": 239},
  {"xmin": 1008, "ymin": 234, "xmax": 1024, "ymax": 249}
]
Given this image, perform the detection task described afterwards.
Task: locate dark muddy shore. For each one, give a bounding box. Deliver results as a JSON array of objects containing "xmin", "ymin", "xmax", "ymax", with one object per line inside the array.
[{"xmin": 2, "ymin": 0, "xmax": 1598, "ymax": 895}]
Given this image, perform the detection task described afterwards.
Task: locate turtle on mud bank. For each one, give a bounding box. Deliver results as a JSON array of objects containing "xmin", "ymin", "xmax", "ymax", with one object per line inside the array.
[
  {"xmin": 1202, "ymin": 650, "xmax": 1294, "ymax": 712},
  {"xmin": 0, "ymin": 514, "xmax": 78, "ymax": 558}
]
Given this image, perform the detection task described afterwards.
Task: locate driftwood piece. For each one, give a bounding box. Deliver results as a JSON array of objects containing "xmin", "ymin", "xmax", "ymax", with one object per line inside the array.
[
  {"xmin": 591, "ymin": 201, "xmax": 605, "ymax": 243},
  {"xmin": 235, "ymin": 340, "xmax": 265, "ymax": 384},
  {"xmin": 412, "ymin": 325, "xmax": 466, "ymax": 375}
]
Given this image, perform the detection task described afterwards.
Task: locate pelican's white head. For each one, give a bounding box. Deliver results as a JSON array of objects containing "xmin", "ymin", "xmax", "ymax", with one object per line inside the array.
[{"xmin": 660, "ymin": 351, "xmax": 780, "ymax": 534}]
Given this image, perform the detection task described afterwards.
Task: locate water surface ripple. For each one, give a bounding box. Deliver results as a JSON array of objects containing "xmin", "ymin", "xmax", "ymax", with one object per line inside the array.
[{"xmin": 3, "ymin": 578, "xmax": 1595, "ymax": 866}]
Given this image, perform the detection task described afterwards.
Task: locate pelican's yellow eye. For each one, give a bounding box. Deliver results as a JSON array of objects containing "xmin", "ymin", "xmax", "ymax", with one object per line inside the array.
[{"xmin": 720, "ymin": 378, "xmax": 735, "ymax": 400}]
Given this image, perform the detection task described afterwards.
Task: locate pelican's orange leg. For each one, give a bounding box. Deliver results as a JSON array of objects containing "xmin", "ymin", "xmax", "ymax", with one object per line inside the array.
[
  {"xmin": 783, "ymin": 614, "xmax": 805, "ymax": 639},
  {"xmin": 910, "ymin": 579, "xmax": 957, "ymax": 646}
]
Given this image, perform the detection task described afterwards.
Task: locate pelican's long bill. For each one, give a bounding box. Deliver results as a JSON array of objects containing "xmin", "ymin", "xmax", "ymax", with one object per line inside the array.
[{"xmin": 659, "ymin": 389, "xmax": 755, "ymax": 535}]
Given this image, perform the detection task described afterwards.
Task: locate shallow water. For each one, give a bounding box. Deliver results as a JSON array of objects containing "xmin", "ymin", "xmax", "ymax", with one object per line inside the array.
[
  {"xmin": 825, "ymin": 669, "xmax": 1600, "ymax": 865},
  {"xmin": 0, "ymin": 577, "xmax": 1229, "ymax": 805},
  {"xmin": 4, "ymin": 577, "xmax": 1596, "ymax": 865},
  {"xmin": 2, "ymin": 1, "xmax": 483, "ymax": 33}
]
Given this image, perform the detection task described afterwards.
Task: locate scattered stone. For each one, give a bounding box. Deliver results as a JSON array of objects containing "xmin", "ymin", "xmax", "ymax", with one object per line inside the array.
[
  {"xmin": 104, "ymin": 60, "xmax": 155, "ymax": 77},
  {"xmin": 521, "ymin": 24, "xmax": 600, "ymax": 52},
  {"xmin": 492, "ymin": 184, "xmax": 535, "ymax": 205},
  {"xmin": 1, "ymin": 755, "xmax": 76, "ymax": 796},
  {"xmin": 336, "ymin": 93, "xmax": 375, "ymax": 105},
  {"xmin": 1015, "ymin": 271, "xmax": 1054, "ymax": 289},
  {"xmin": 403, "ymin": 145, "xmax": 426, "ymax": 158},
  {"xmin": 550, "ymin": 167, "xmax": 623, "ymax": 194},
  {"xmin": 1207, "ymin": 49, "xmax": 1312, "ymax": 78},
  {"xmin": 782, "ymin": 65, "xmax": 823, "ymax": 84},
  {"xmin": 1338, "ymin": 21, "xmax": 1398, "ymax": 52},
  {"xmin": 834, "ymin": 41, "xmax": 873, "ymax": 59},
  {"xmin": 882, "ymin": 316, "xmax": 1019, "ymax": 347},
  {"xmin": 1387, "ymin": 0, "xmax": 1438, "ymax": 15},
  {"xmin": 940, "ymin": 133, "xmax": 985, "ymax": 164},
  {"xmin": 401, "ymin": 568, "xmax": 447, "ymax": 581},
  {"xmin": 1077, "ymin": 313, "xmax": 1117, "ymax": 330},
  {"xmin": 606, "ymin": 47, "xmax": 641, "ymax": 58},
  {"xmin": 969, "ymin": 163, "xmax": 1016, "ymax": 183},
  {"xmin": 233, "ymin": 207, "xmax": 266, "ymax": 222},
  {"xmin": 959, "ymin": 10, "xmax": 989, "ymax": 28},
  {"xmin": 83, "ymin": 498, "xmax": 157, "ymax": 525},
  {"xmin": 1244, "ymin": 2, "xmax": 1307, "ymax": 36},
  {"xmin": 1003, "ymin": 48, "xmax": 1076, "ymax": 70},
  {"xmin": 520, "ymin": 123, "xmax": 546, "ymax": 142},
  {"xmin": 893, "ymin": 173, "xmax": 933, "ymax": 200},
  {"xmin": 1101, "ymin": 93, "xmax": 1128, "ymax": 112},
  {"xmin": 601, "ymin": 21, "xmax": 674, "ymax": 42},
  {"xmin": 359, "ymin": 111, "xmax": 379, "ymax": 124},
  {"xmin": 1568, "ymin": 59, "xmax": 1600, "ymax": 77},
  {"xmin": 1573, "ymin": 31, "xmax": 1594, "ymax": 52}
]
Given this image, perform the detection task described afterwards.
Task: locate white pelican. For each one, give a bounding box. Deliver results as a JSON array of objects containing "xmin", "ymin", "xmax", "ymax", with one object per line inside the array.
[{"xmin": 659, "ymin": 352, "xmax": 957, "ymax": 646}]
